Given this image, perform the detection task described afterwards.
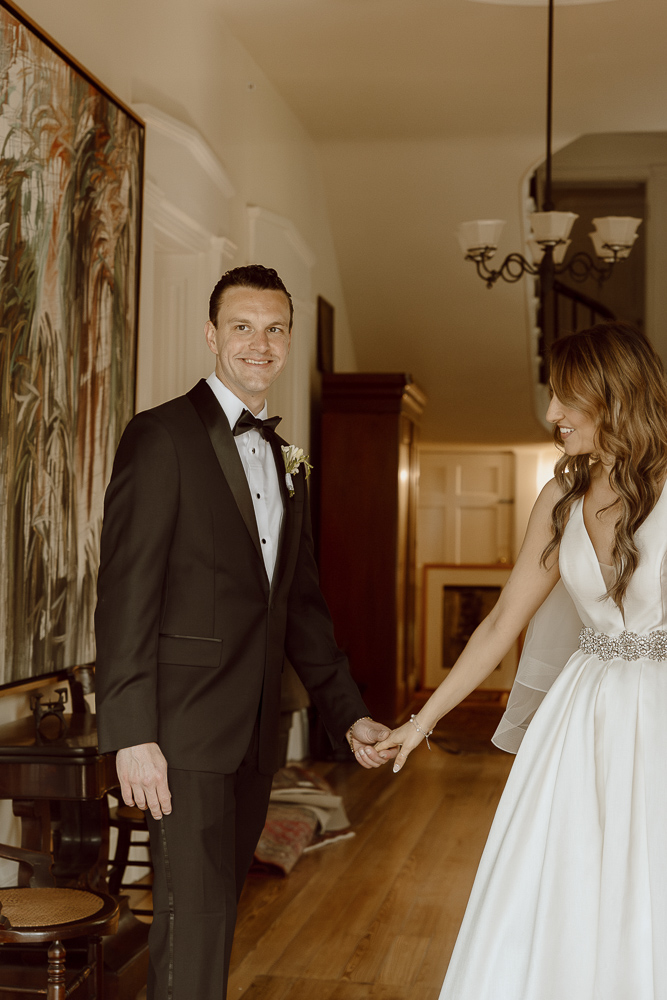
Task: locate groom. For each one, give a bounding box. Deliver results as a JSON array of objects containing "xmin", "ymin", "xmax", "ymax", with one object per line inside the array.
[{"xmin": 95, "ymin": 264, "xmax": 393, "ymax": 999}]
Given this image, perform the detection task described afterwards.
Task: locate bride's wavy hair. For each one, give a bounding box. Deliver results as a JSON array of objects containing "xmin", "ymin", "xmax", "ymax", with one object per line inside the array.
[{"xmin": 541, "ymin": 322, "xmax": 667, "ymax": 606}]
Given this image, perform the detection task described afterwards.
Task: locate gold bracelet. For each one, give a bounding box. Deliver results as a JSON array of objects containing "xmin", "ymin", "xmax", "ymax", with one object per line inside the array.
[
  {"xmin": 409, "ymin": 714, "xmax": 434, "ymax": 751},
  {"xmin": 347, "ymin": 716, "xmax": 372, "ymax": 753}
]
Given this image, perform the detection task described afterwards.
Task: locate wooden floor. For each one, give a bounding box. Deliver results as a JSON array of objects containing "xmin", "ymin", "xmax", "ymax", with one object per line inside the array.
[
  {"xmin": 229, "ymin": 720, "xmax": 512, "ymax": 999},
  {"xmin": 133, "ymin": 704, "xmax": 513, "ymax": 1000}
]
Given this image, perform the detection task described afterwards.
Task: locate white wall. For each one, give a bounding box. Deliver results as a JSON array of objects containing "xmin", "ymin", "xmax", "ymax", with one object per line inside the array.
[
  {"xmin": 318, "ymin": 135, "xmax": 555, "ymax": 443},
  {"xmin": 18, "ymin": 0, "xmax": 358, "ymax": 399}
]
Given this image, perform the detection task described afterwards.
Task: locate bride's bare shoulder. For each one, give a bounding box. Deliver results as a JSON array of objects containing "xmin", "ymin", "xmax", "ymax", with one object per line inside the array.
[
  {"xmin": 527, "ymin": 477, "xmax": 567, "ymax": 531},
  {"xmin": 537, "ymin": 477, "xmax": 566, "ymax": 508}
]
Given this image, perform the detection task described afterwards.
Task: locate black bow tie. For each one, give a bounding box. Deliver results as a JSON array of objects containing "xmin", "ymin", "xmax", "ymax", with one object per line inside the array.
[{"xmin": 232, "ymin": 409, "xmax": 282, "ymax": 440}]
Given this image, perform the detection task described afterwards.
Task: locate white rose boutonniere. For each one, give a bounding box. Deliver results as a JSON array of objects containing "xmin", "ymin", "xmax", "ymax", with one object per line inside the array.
[{"xmin": 281, "ymin": 445, "xmax": 313, "ymax": 498}]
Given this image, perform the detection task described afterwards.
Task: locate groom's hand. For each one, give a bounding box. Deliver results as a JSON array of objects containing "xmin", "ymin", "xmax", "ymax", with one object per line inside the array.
[
  {"xmin": 348, "ymin": 718, "xmax": 400, "ymax": 769},
  {"xmin": 116, "ymin": 742, "xmax": 172, "ymax": 820}
]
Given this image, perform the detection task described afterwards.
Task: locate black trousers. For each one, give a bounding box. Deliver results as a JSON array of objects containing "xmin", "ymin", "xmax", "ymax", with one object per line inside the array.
[{"xmin": 145, "ymin": 728, "xmax": 273, "ymax": 1000}]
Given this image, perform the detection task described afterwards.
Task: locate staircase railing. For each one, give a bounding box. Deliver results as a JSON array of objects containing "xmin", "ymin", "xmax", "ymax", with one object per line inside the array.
[{"xmin": 538, "ymin": 278, "xmax": 615, "ymax": 383}]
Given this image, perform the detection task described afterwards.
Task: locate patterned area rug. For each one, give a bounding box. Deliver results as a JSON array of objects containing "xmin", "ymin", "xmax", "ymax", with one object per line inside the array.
[{"xmin": 251, "ymin": 765, "xmax": 354, "ymax": 876}]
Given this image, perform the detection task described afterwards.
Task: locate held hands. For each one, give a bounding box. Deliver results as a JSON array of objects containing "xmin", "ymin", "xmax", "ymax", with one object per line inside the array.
[
  {"xmin": 374, "ymin": 715, "xmax": 433, "ymax": 773},
  {"xmin": 116, "ymin": 742, "xmax": 172, "ymax": 820},
  {"xmin": 348, "ymin": 717, "xmax": 400, "ymax": 769}
]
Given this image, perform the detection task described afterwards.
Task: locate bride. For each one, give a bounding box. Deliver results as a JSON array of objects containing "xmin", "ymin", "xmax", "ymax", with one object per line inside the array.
[{"xmin": 375, "ymin": 322, "xmax": 667, "ymax": 999}]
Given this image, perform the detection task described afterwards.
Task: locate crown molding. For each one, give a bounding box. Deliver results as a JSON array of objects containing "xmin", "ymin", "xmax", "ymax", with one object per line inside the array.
[
  {"xmin": 145, "ymin": 181, "xmax": 237, "ymax": 258},
  {"xmin": 134, "ymin": 103, "xmax": 236, "ymax": 200},
  {"xmin": 247, "ymin": 205, "xmax": 316, "ymax": 269}
]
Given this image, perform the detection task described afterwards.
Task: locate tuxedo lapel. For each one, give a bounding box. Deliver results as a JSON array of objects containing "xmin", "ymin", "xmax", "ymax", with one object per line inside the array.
[
  {"xmin": 187, "ymin": 380, "xmax": 263, "ymax": 560},
  {"xmin": 269, "ymin": 433, "xmax": 302, "ymax": 600}
]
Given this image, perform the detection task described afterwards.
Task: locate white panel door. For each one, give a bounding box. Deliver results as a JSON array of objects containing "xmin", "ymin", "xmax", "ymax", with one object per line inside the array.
[
  {"xmin": 417, "ymin": 449, "xmax": 516, "ymax": 691},
  {"xmin": 417, "ymin": 450, "xmax": 514, "ymax": 567}
]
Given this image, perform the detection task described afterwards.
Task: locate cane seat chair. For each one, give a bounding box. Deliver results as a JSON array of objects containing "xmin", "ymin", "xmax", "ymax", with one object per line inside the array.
[{"xmin": 0, "ymin": 842, "xmax": 119, "ymax": 999}]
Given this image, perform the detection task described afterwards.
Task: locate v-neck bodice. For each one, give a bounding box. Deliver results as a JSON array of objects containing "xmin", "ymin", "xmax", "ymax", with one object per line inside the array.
[{"xmin": 559, "ymin": 490, "xmax": 667, "ymax": 634}]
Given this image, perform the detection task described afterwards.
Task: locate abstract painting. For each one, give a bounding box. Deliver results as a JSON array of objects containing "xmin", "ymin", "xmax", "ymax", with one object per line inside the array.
[
  {"xmin": 441, "ymin": 584, "xmax": 503, "ymax": 670},
  {"xmin": 0, "ymin": 1, "xmax": 143, "ymax": 685}
]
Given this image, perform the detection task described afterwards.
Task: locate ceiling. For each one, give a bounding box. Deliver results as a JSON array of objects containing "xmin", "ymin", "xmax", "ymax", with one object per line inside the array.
[
  {"xmin": 216, "ymin": 0, "xmax": 667, "ymax": 441},
  {"xmin": 216, "ymin": 0, "xmax": 667, "ymax": 141}
]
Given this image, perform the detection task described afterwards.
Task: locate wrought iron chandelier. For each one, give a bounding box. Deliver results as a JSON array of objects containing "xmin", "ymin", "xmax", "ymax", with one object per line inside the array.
[{"xmin": 457, "ymin": 0, "xmax": 641, "ymax": 290}]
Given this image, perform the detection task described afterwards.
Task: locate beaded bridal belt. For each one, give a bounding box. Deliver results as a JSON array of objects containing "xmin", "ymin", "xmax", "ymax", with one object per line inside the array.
[{"xmin": 579, "ymin": 626, "xmax": 667, "ymax": 661}]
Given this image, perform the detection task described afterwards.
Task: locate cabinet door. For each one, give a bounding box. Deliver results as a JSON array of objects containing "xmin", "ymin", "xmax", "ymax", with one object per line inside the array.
[{"xmin": 397, "ymin": 415, "xmax": 419, "ymax": 707}]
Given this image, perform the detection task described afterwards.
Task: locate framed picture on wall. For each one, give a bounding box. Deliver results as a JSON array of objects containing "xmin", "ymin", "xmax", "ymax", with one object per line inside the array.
[
  {"xmin": 317, "ymin": 295, "xmax": 335, "ymax": 373},
  {"xmin": 421, "ymin": 564, "xmax": 519, "ymax": 691},
  {"xmin": 0, "ymin": 0, "xmax": 144, "ymax": 686}
]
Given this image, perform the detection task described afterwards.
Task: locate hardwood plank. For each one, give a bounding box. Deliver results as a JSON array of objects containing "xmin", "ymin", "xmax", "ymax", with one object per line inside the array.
[
  {"xmin": 241, "ymin": 978, "xmax": 337, "ymax": 1000},
  {"xmin": 236, "ymin": 978, "xmax": 435, "ymax": 1000},
  {"xmin": 234, "ymin": 976, "xmax": 295, "ymax": 1000},
  {"xmin": 412, "ymin": 755, "xmax": 512, "ymax": 989},
  {"xmin": 376, "ymin": 934, "xmax": 431, "ymax": 985},
  {"xmin": 229, "ymin": 764, "xmax": 413, "ymax": 987},
  {"xmin": 124, "ymin": 718, "xmax": 514, "ymax": 1000},
  {"xmin": 268, "ymin": 755, "xmax": 460, "ymax": 980},
  {"xmin": 231, "ymin": 751, "xmax": 511, "ymax": 995},
  {"xmin": 341, "ymin": 755, "xmax": 509, "ymax": 988},
  {"xmin": 229, "ymin": 735, "xmax": 512, "ymax": 998},
  {"xmin": 329, "ymin": 982, "xmax": 435, "ymax": 1000},
  {"xmin": 340, "ymin": 855, "xmax": 422, "ymax": 983},
  {"xmin": 231, "ymin": 761, "xmax": 396, "ymax": 955}
]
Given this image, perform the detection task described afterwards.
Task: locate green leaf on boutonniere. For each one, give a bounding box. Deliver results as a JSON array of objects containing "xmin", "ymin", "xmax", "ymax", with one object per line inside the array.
[{"xmin": 281, "ymin": 445, "xmax": 313, "ymax": 498}]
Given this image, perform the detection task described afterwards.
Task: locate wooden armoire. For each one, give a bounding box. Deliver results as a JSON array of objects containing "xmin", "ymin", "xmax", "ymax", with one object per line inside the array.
[{"xmin": 318, "ymin": 373, "xmax": 426, "ymax": 725}]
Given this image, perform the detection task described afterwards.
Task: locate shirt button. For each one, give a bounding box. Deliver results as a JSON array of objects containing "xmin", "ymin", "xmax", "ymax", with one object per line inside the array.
[
  {"xmin": 262, "ymin": 538, "xmax": 266, "ymax": 544},
  {"xmin": 257, "ymin": 493, "xmax": 261, "ymax": 499},
  {"xmin": 252, "ymin": 448, "xmax": 256, "ymax": 454}
]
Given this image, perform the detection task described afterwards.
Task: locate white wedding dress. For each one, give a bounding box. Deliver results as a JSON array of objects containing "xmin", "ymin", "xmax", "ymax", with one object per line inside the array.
[{"xmin": 439, "ymin": 491, "xmax": 667, "ymax": 1000}]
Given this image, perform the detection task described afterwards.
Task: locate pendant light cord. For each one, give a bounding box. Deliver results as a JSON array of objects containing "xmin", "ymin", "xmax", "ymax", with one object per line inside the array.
[{"xmin": 544, "ymin": 0, "xmax": 555, "ymax": 211}]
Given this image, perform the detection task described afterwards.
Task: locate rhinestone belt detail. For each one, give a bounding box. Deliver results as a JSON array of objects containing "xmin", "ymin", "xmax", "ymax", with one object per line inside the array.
[{"xmin": 579, "ymin": 626, "xmax": 667, "ymax": 661}]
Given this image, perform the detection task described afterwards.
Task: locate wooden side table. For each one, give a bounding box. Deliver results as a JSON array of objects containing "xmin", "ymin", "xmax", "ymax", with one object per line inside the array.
[
  {"xmin": 0, "ymin": 713, "xmax": 148, "ymax": 1000},
  {"xmin": 0, "ymin": 712, "xmax": 117, "ymax": 890}
]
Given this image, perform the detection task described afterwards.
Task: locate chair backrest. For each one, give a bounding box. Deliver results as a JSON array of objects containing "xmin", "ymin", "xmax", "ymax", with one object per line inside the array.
[{"xmin": 0, "ymin": 843, "xmax": 56, "ymax": 888}]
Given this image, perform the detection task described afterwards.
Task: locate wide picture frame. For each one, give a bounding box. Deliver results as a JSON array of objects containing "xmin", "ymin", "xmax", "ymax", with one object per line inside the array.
[
  {"xmin": 422, "ymin": 564, "xmax": 519, "ymax": 692},
  {"xmin": 0, "ymin": 0, "xmax": 144, "ymax": 686}
]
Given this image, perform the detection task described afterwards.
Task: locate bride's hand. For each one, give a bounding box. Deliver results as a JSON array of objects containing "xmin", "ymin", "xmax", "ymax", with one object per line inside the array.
[{"xmin": 374, "ymin": 720, "xmax": 427, "ymax": 774}]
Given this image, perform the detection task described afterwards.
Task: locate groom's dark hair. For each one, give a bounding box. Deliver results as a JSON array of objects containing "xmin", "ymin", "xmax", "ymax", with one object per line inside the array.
[{"xmin": 209, "ymin": 264, "xmax": 294, "ymax": 330}]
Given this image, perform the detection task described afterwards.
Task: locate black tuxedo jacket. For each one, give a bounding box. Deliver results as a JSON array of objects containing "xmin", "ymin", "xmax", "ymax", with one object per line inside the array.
[{"xmin": 95, "ymin": 379, "xmax": 368, "ymax": 774}]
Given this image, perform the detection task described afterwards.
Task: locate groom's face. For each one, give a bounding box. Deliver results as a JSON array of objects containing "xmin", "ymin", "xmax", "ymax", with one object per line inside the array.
[{"xmin": 205, "ymin": 285, "xmax": 292, "ymax": 413}]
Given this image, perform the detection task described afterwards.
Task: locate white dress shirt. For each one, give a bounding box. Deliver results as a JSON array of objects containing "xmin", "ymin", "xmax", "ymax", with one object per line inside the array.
[{"xmin": 206, "ymin": 373, "xmax": 283, "ymax": 583}]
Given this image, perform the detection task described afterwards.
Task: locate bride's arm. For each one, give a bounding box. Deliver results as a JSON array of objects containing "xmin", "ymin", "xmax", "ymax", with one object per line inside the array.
[{"xmin": 376, "ymin": 478, "xmax": 564, "ymax": 772}]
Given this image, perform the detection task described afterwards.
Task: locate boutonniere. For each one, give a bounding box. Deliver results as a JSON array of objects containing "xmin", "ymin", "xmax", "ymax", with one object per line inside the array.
[{"xmin": 281, "ymin": 445, "xmax": 313, "ymax": 498}]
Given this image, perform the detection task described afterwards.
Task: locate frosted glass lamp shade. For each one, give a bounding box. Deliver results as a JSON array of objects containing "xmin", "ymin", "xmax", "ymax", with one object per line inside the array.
[
  {"xmin": 528, "ymin": 238, "xmax": 571, "ymax": 265},
  {"xmin": 591, "ymin": 216, "xmax": 642, "ymax": 249},
  {"xmin": 457, "ymin": 219, "xmax": 505, "ymax": 257},
  {"xmin": 530, "ymin": 211, "xmax": 578, "ymax": 244},
  {"xmin": 589, "ymin": 231, "xmax": 638, "ymax": 261}
]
